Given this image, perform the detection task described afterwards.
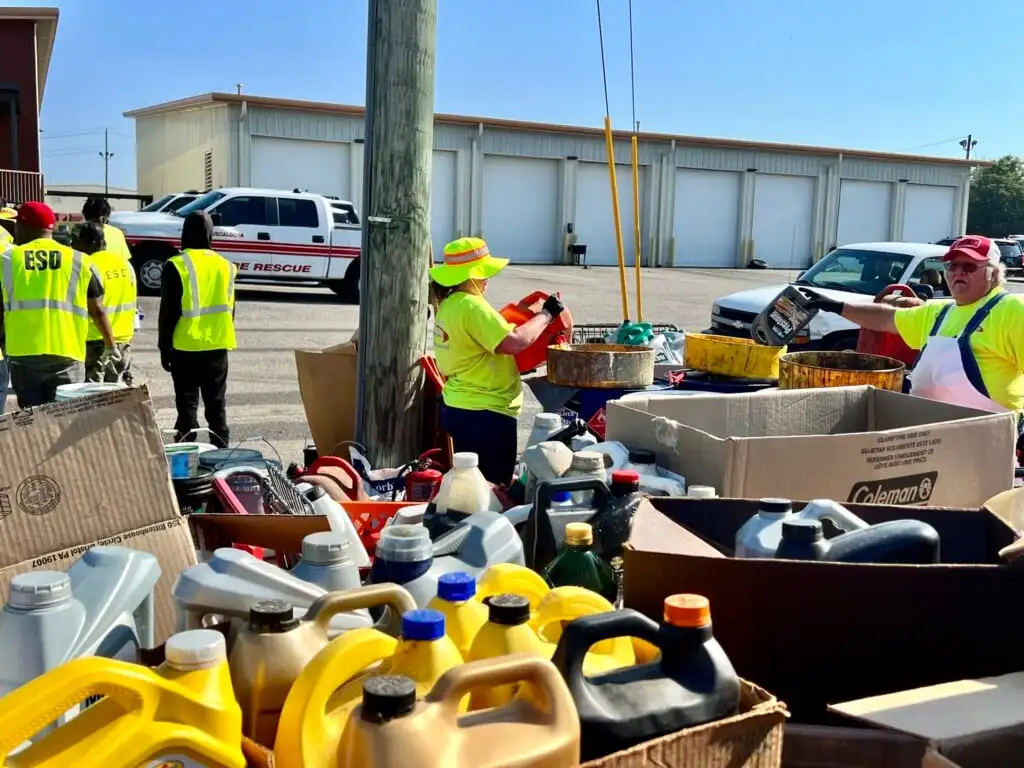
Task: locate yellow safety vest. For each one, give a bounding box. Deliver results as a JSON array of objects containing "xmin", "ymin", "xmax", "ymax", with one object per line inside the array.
[
  {"xmin": 86, "ymin": 249, "xmax": 136, "ymax": 343},
  {"xmin": 169, "ymin": 248, "xmax": 237, "ymax": 352},
  {"xmin": 0, "ymin": 238, "xmax": 92, "ymax": 360},
  {"xmin": 0, "ymin": 228, "xmax": 12, "ymax": 247}
]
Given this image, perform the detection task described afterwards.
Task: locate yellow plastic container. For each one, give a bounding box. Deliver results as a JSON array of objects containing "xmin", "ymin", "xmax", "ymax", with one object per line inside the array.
[
  {"xmin": 778, "ymin": 350, "xmax": 905, "ymax": 392},
  {"xmin": 530, "ymin": 586, "xmax": 635, "ymax": 675},
  {"xmin": 475, "ymin": 563, "xmax": 550, "ymax": 613},
  {"xmin": 427, "ymin": 572, "xmax": 488, "ymax": 658},
  {"xmin": 274, "ymin": 609, "xmax": 464, "ymax": 768},
  {"xmin": 0, "ymin": 629, "xmax": 244, "ymax": 768},
  {"xmin": 684, "ymin": 332, "xmax": 785, "ymax": 379}
]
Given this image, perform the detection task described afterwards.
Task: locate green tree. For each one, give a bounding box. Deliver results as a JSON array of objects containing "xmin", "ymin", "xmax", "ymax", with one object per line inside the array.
[{"xmin": 967, "ymin": 155, "xmax": 1024, "ymax": 236}]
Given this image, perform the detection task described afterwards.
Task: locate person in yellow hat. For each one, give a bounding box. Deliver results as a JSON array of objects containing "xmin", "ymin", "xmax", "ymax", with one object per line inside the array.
[
  {"xmin": 430, "ymin": 237, "xmax": 565, "ymax": 485},
  {"xmin": 0, "ymin": 201, "xmax": 15, "ymax": 247}
]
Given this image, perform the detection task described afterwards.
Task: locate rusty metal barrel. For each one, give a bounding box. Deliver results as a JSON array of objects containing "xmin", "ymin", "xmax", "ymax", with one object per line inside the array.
[
  {"xmin": 778, "ymin": 351, "xmax": 906, "ymax": 392},
  {"xmin": 546, "ymin": 344, "xmax": 655, "ymax": 389}
]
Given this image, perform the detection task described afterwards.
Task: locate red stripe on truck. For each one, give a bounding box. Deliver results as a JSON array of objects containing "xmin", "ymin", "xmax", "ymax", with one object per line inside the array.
[{"xmin": 124, "ymin": 235, "xmax": 359, "ymax": 258}]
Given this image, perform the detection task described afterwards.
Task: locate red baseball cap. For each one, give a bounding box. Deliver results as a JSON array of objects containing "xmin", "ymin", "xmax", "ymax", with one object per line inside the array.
[
  {"xmin": 944, "ymin": 235, "xmax": 1000, "ymax": 266},
  {"xmin": 16, "ymin": 201, "xmax": 56, "ymax": 229}
]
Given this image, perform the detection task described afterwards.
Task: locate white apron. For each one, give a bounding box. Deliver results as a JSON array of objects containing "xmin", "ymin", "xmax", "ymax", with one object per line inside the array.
[{"xmin": 908, "ymin": 292, "xmax": 1009, "ymax": 414}]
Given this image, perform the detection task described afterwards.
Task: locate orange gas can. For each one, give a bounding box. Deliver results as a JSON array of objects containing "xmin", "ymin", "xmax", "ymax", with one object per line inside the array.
[
  {"xmin": 499, "ymin": 291, "xmax": 573, "ymax": 373},
  {"xmin": 855, "ymin": 284, "xmax": 918, "ymax": 368}
]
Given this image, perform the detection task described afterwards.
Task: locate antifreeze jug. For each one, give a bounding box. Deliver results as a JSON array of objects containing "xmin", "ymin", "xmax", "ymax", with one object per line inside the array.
[
  {"xmin": 530, "ymin": 586, "xmax": 635, "ymax": 676},
  {"xmin": 475, "ymin": 563, "xmax": 551, "ymax": 613},
  {"xmin": 337, "ymin": 656, "xmax": 581, "ymax": 768},
  {"xmin": 290, "ymin": 531, "xmax": 362, "ymax": 593},
  {"xmin": 543, "ymin": 522, "xmax": 618, "ymax": 603},
  {"xmin": 427, "ymin": 571, "xmax": 488, "ymax": 658},
  {"xmin": 775, "ymin": 519, "xmax": 830, "ymax": 561},
  {"xmin": 434, "ymin": 452, "xmax": 502, "ymax": 516},
  {"xmin": 369, "ymin": 525, "xmax": 438, "ymax": 608},
  {"xmin": 0, "ymin": 628, "xmax": 245, "ymax": 768},
  {"xmin": 735, "ymin": 497, "xmax": 869, "ymax": 557},
  {"xmin": 0, "ymin": 546, "xmax": 161, "ymax": 733},
  {"xmin": 823, "ymin": 519, "xmax": 941, "ymax": 564},
  {"xmin": 303, "ymin": 486, "xmax": 372, "ymax": 568},
  {"xmin": 172, "ymin": 547, "xmax": 375, "ymax": 635},
  {"xmin": 428, "ymin": 510, "xmax": 525, "ymax": 577},
  {"xmin": 552, "ymin": 595, "xmax": 741, "ymax": 762},
  {"xmin": 274, "ymin": 608, "xmax": 464, "ymax": 768}
]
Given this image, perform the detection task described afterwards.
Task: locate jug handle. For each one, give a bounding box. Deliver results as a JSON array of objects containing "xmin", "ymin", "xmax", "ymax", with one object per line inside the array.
[
  {"xmin": 0, "ymin": 658, "xmax": 167, "ymax": 758},
  {"xmin": 306, "ymin": 582, "xmax": 418, "ymax": 633},
  {"xmin": 531, "ymin": 592, "xmax": 633, "ymax": 661},
  {"xmin": 551, "ymin": 609, "xmax": 660, "ymax": 682},
  {"xmin": 428, "ymin": 653, "xmax": 577, "ymax": 729},
  {"xmin": 309, "ymin": 456, "xmax": 362, "ymax": 491}
]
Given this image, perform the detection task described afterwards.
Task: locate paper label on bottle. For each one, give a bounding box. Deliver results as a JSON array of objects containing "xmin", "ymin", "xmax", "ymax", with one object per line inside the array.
[{"xmin": 141, "ymin": 758, "xmax": 211, "ymax": 768}]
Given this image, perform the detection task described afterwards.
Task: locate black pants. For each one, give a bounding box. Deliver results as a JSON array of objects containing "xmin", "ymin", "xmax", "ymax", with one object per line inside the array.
[
  {"xmin": 9, "ymin": 357, "xmax": 83, "ymax": 408},
  {"xmin": 170, "ymin": 349, "xmax": 230, "ymax": 447},
  {"xmin": 441, "ymin": 404, "xmax": 518, "ymax": 486}
]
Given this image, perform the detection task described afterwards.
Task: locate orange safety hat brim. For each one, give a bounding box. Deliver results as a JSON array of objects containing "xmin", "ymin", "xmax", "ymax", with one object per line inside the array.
[{"xmin": 430, "ymin": 237, "xmax": 508, "ymax": 287}]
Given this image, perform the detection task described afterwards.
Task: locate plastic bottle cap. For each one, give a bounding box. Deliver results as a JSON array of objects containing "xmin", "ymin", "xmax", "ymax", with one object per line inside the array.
[
  {"xmin": 611, "ymin": 469, "xmax": 641, "ymax": 493},
  {"xmin": 304, "ymin": 485, "xmax": 328, "ymax": 501},
  {"xmin": 361, "ymin": 675, "xmax": 417, "ymax": 722},
  {"xmin": 375, "ymin": 524, "xmax": 433, "ymax": 563},
  {"xmin": 8, "ymin": 571, "xmax": 72, "ymax": 609},
  {"xmin": 759, "ymin": 498, "xmax": 793, "ymax": 515},
  {"xmin": 781, "ymin": 518, "xmax": 824, "ymax": 542},
  {"xmin": 564, "ymin": 522, "xmax": 594, "ymax": 546},
  {"xmin": 248, "ymin": 599, "xmax": 300, "ymax": 633},
  {"xmin": 437, "ymin": 571, "xmax": 477, "ymax": 601},
  {"xmin": 551, "ymin": 490, "xmax": 573, "ymax": 503},
  {"xmin": 627, "ymin": 448, "xmax": 656, "ymax": 465},
  {"xmin": 570, "ymin": 451, "xmax": 604, "ymax": 471},
  {"xmin": 663, "ymin": 594, "xmax": 712, "ymax": 628},
  {"xmin": 401, "ymin": 608, "xmax": 446, "ymax": 641},
  {"xmin": 300, "ymin": 531, "xmax": 351, "ymax": 565},
  {"xmin": 534, "ymin": 413, "xmax": 562, "ymax": 430},
  {"xmin": 486, "ymin": 593, "xmax": 531, "ymax": 626},
  {"xmin": 452, "ymin": 452, "xmax": 479, "ymax": 469},
  {"xmin": 687, "ymin": 485, "xmax": 717, "ymax": 499},
  {"xmin": 165, "ymin": 629, "xmax": 227, "ymax": 671}
]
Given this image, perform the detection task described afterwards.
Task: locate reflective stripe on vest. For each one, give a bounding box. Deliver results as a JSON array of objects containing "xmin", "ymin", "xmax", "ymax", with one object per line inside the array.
[
  {"xmin": 170, "ymin": 248, "xmax": 237, "ymax": 352},
  {"xmin": 86, "ymin": 250, "xmax": 137, "ymax": 343}
]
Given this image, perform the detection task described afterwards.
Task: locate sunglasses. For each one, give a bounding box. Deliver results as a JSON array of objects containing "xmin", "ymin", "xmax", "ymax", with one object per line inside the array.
[{"xmin": 943, "ymin": 261, "xmax": 982, "ymax": 275}]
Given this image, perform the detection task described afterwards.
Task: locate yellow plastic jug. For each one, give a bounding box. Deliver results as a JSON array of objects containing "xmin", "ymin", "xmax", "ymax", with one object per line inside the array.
[
  {"xmin": 475, "ymin": 564, "xmax": 550, "ymax": 612},
  {"xmin": 0, "ymin": 629, "xmax": 245, "ymax": 768},
  {"xmin": 338, "ymin": 654, "xmax": 581, "ymax": 768},
  {"xmin": 426, "ymin": 571, "xmax": 487, "ymax": 658},
  {"xmin": 530, "ymin": 586, "xmax": 635, "ymax": 675},
  {"xmin": 274, "ymin": 608, "xmax": 465, "ymax": 768},
  {"xmin": 230, "ymin": 583, "xmax": 417, "ymax": 747}
]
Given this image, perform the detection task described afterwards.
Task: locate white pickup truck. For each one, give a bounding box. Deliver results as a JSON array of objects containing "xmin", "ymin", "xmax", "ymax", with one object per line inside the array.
[
  {"xmin": 116, "ymin": 187, "xmax": 362, "ymax": 300},
  {"xmin": 709, "ymin": 242, "xmax": 950, "ymax": 350}
]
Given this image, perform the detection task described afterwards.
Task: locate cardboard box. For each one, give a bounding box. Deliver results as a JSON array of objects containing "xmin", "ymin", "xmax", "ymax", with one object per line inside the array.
[
  {"xmin": 606, "ymin": 386, "xmax": 1016, "ymax": 507},
  {"xmin": 582, "ymin": 680, "xmax": 787, "ymax": 767},
  {"xmin": 781, "ymin": 724, "xmax": 949, "ymax": 768},
  {"xmin": 0, "ymin": 387, "xmax": 198, "ymax": 643},
  {"xmin": 624, "ymin": 498, "xmax": 1024, "ymax": 721},
  {"xmin": 295, "ymin": 337, "xmax": 359, "ymax": 457}
]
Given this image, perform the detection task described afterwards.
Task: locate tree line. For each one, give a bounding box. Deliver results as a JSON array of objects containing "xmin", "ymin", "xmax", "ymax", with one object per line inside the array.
[{"xmin": 967, "ymin": 155, "xmax": 1024, "ymax": 237}]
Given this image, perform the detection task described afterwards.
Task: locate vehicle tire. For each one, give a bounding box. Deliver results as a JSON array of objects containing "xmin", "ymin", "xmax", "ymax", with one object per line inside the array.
[
  {"xmin": 132, "ymin": 244, "xmax": 174, "ymax": 296},
  {"xmin": 328, "ymin": 260, "xmax": 360, "ymax": 304}
]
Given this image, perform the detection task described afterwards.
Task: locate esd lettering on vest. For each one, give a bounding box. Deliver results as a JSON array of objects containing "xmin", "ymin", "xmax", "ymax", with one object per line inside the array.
[
  {"xmin": 104, "ymin": 268, "xmax": 129, "ymax": 280},
  {"xmin": 23, "ymin": 250, "xmax": 62, "ymax": 270}
]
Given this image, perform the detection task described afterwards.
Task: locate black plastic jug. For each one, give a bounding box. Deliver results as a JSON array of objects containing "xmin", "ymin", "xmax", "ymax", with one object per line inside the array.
[
  {"xmin": 775, "ymin": 518, "xmax": 830, "ymax": 561},
  {"xmin": 551, "ymin": 595, "xmax": 740, "ymax": 761},
  {"xmin": 751, "ymin": 285, "xmax": 818, "ymax": 346},
  {"xmin": 823, "ymin": 519, "xmax": 941, "ymax": 564},
  {"xmin": 522, "ymin": 476, "xmax": 612, "ymax": 571},
  {"xmin": 588, "ymin": 470, "xmax": 644, "ymax": 562}
]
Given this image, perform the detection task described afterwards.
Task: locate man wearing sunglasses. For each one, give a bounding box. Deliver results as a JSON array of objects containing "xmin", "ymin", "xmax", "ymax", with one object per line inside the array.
[{"xmin": 803, "ymin": 235, "xmax": 1024, "ymax": 415}]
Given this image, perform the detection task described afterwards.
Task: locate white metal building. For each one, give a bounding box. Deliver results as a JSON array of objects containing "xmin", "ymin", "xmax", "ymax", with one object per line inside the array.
[
  {"xmin": 124, "ymin": 93, "xmax": 979, "ymax": 269},
  {"xmin": 45, "ymin": 183, "xmax": 140, "ymax": 217}
]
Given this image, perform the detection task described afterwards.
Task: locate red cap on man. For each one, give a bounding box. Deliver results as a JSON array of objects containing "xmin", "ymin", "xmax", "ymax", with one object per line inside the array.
[
  {"xmin": 16, "ymin": 201, "xmax": 56, "ymax": 230},
  {"xmin": 944, "ymin": 235, "xmax": 1000, "ymax": 267}
]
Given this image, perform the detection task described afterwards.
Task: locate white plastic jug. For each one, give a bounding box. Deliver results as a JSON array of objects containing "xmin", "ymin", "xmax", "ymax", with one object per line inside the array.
[
  {"xmin": 429, "ymin": 511, "xmax": 525, "ymax": 581},
  {"xmin": 434, "ymin": 453, "xmax": 502, "ymax": 516},
  {"xmin": 172, "ymin": 548, "xmax": 373, "ymax": 634},
  {"xmin": 526, "ymin": 413, "xmax": 564, "ymax": 450},
  {"xmin": 590, "ymin": 441, "xmax": 630, "ymax": 472},
  {"xmin": 523, "ymin": 441, "xmax": 574, "ymax": 505},
  {"xmin": 734, "ymin": 498, "xmax": 869, "ymax": 558},
  {"xmin": 290, "ymin": 532, "xmax": 363, "ymax": 592},
  {"xmin": 368, "ymin": 525, "xmax": 438, "ymax": 608},
  {"xmin": 302, "ymin": 485, "xmax": 371, "ymax": 569},
  {"xmin": 565, "ymin": 451, "xmax": 606, "ymax": 506}
]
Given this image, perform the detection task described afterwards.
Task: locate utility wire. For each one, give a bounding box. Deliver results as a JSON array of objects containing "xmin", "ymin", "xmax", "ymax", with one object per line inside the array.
[
  {"xmin": 595, "ymin": 0, "xmax": 611, "ymax": 118},
  {"xmin": 896, "ymin": 135, "xmax": 968, "ymax": 153}
]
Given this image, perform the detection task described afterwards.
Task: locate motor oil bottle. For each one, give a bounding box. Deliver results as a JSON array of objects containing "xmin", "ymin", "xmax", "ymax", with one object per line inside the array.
[
  {"xmin": 530, "ymin": 586, "xmax": 635, "ymax": 676},
  {"xmin": 475, "ymin": 563, "xmax": 551, "ymax": 613},
  {"xmin": 338, "ymin": 655, "xmax": 580, "ymax": 768},
  {"xmin": 552, "ymin": 594, "xmax": 740, "ymax": 762},
  {"xmin": 273, "ymin": 608, "xmax": 463, "ymax": 768},
  {"xmin": 427, "ymin": 571, "xmax": 488, "ymax": 658},
  {"xmin": 775, "ymin": 519, "xmax": 830, "ymax": 561},
  {"xmin": 368, "ymin": 525, "xmax": 438, "ymax": 609},
  {"xmin": 751, "ymin": 284, "xmax": 818, "ymax": 346},
  {"xmin": 426, "ymin": 510, "xmax": 526, "ymax": 580},
  {"xmin": 0, "ymin": 629, "xmax": 245, "ymax": 768},
  {"xmin": 290, "ymin": 531, "xmax": 362, "ymax": 593},
  {"xmin": 466, "ymin": 594, "xmax": 549, "ymax": 710},
  {"xmin": 543, "ymin": 522, "xmax": 618, "ymax": 603}
]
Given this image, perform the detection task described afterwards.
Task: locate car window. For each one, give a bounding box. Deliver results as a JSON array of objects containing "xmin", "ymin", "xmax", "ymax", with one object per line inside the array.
[
  {"xmin": 213, "ymin": 196, "xmax": 272, "ymax": 227},
  {"xmin": 175, "ymin": 191, "xmax": 226, "ymax": 217},
  {"xmin": 998, "ymin": 243, "xmax": 1019, "ymax": 259},
  {"xmin": 141, "ymin": 194, "xmax": 175, "ymax": 212},
  {"xmin": 278, "ymin": 198, "xmax": 319, "ymax": 228},
  {"xmin": 332, "ymin": 203, "xmax": 359, "ymax": 226},
  {"xmin": 800, "ymin": 248, "xmax": 915, "ymax": 296},
  {"xmin": 164, "ymin": 195, "xmax": 198, "ymax": 213},
  {"xmin": 908, "ymin": 256, "xmax": 948, "ymax": 296}
]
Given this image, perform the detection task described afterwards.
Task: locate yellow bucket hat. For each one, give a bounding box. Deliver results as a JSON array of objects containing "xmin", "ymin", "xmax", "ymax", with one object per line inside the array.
[
  {"xmin": 0, "ymin": 206, "xmax": 17, "ymax": 220},
  {"xmin": 430, "ymin": 237, "xmax": 509, "ymax": 288}
]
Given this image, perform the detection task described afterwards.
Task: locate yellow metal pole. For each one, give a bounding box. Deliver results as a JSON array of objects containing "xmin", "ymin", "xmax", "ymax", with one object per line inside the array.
[
  {"xmin": 603, "ymin": 115, "xmax": 630, "ymax": 322},
  {"xmin": 630, "ymin": 134, "xmax": 643, "ymax": 322}
]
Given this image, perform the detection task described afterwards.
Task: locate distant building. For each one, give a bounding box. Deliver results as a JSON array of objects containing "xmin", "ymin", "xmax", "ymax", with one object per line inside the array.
[{"xmin": 45, "ymin": 184, "xmax": 141, "ymax": 220}]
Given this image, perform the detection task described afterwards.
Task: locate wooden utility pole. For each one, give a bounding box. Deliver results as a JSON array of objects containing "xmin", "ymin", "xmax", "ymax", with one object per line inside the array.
[{"xmin": 355, "ymin": 0, "xmax": 437, "ymax": 467}]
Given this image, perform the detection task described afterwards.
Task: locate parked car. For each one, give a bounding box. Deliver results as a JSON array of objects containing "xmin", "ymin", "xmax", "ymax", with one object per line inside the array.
[
  {"xmin": 996, "ymin": 238, "xmax": 1024, "ymax": 271},
  {"xmin": 709, "ymin": 242, "xmax": 949, "ymax": 351}
]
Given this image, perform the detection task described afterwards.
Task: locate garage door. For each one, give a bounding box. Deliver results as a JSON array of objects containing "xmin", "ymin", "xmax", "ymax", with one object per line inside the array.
[
  {"xmin": 575, "ymin": 162, "xmax": 648, "ymax": 267},
  {"xmin": 673, "ymin": 169, "xmax": 741, "ymax": 267},
  {"xmin": 752, "ymin": 174, "xmax": 815, "ymax": 269},
  {"xmin": 431, "ymin": 150, "xmax": 457, "ymax": 262},
  {"xmin": 903, "ymin": 184, "xmax": 957, "ymax": 244},
  {"xmin": 251, "ymin": 137, "xmax": 351, "ymax": 199},
  {"xmin": 482, "ymin": 155, "xmax": 561, "ymax": 264},
  {"xmin": 837, "ymin": 180, "xmax": 893, "ymax": 246}
]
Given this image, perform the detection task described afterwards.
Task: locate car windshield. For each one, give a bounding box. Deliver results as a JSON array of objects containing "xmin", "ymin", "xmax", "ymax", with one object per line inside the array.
[
  {"xmin": 164, "ymin": 195, "xmax": 198, "ymax": 212},
  {"xmin": 998, "ymin": 243, "xmax": 1019, "ymax": 258},
  {"xmin": 173, "ymin": 191, "xmax": 226, "ymax": 217},
  {"xmin": 141, "ymin": 194, "xmax": 174, "ymax": 212},
  {"xmin": 798, "ymin": 248, "xmax": 915, "ymax": 296}
]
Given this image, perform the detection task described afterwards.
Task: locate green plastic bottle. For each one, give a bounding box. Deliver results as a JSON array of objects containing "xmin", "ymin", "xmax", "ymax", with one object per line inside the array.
[{"xmin": 543, "ymin": 522, "xmax": 617, "ymax": 603}]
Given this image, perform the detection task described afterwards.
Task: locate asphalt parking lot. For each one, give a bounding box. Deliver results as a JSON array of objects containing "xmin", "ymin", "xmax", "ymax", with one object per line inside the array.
[{"xmin": 9, "ymin": 265, "xmax": 1024, "ymax": 468}]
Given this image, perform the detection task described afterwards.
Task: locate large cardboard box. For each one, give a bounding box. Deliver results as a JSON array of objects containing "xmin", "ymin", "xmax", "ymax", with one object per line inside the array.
[
  {"xmin": 0, "ymin": 387, "xmax": 198, "ymax": 643},
  {"xmin": 295, "ymin": 337, "xmax": 359, "ymax": 457},
  {"xmin": 623, "ymin": 498, "xmax": 1024, "ymax": 721},
  {"xmin": 606, "ymin": 386, "xmax": 1016, "ymax": 507}
]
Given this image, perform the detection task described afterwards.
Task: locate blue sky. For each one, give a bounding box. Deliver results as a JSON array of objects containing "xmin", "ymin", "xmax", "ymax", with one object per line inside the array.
[{"xmin": 32, "ymin": 0, "xmax": 1022, "ymax": 190}]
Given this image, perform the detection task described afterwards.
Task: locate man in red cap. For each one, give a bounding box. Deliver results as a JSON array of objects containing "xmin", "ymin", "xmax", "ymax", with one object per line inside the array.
[
  {"xmin": 802, "ymin": 235, "xmax": 1024, "ymax": 415},
  {"xmin": 0, "ymin": 201, "xmax": 117, "ymax": 408}
]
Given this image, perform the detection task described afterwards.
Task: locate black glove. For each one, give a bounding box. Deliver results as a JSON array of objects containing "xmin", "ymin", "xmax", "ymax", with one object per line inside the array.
[
  {"xmin": 542, "ymin": 294, "xmax": 565, "ymax": 319},
  {"xmin": 800, "ymin": 288, "xmax": 844, "ymax": 315},
  {"xmin": 160, "ymin": 353, "xmax": 172, "ymax": 373}
]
